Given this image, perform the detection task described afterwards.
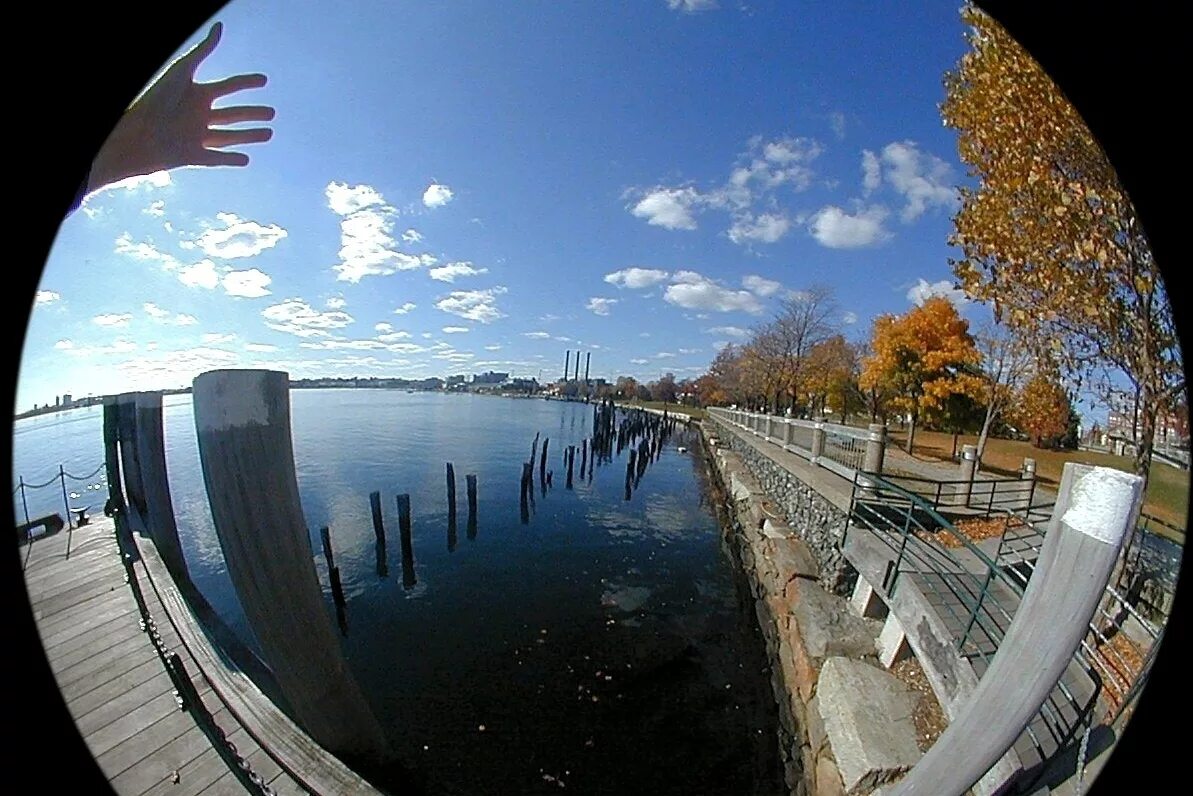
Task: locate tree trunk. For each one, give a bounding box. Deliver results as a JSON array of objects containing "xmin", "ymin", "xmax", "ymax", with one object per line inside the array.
[
  {"xmin": 975, "ymin": 400, "xmax": 997, "ymax": 472},
  {"xmin": 1134, "ymin": 383, "xmax": 1157, "ymax": 489}
]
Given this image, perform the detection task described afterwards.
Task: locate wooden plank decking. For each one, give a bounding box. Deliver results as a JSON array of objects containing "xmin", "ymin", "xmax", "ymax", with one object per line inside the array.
[{"xmin": 20, "ymin": 516, "xmax": 310, "ymax": 795}]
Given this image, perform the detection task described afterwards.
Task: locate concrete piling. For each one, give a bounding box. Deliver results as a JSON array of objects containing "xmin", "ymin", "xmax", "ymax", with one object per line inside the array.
[{"xmin": 191, "ymin": 369, "xmax": 389, "ymax": 761}]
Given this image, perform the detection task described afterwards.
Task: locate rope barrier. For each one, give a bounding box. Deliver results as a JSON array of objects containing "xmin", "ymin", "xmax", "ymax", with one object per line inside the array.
[{"xmin": 62, "ymin": 463, "xmax": 106, "ymax": 482}]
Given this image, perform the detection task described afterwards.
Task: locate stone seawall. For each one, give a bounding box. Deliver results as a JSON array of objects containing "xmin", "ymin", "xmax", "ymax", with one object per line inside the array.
[{"xmin": 699, "ymin": 422, "xmax": 922, "ymax": 796}]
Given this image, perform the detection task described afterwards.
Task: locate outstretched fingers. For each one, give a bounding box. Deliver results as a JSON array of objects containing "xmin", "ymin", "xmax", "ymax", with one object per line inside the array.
[
  {"xmin": 209, "ymin": 105, "xmax": 275, "ymax": 125},
  {"xmin": 205, "ymin": 73, "xmax": 268, "ymax": 99},
  {"xmin": 181, "ymin": 22, "xmax": 223, "ymax": 73},
  {"xmin": 202, "ymin": 127, "xmax": 274, "ymax": 149},
  {"xmin": 193, "ymin": 149, "xmax": 250, "ymax": 167}
]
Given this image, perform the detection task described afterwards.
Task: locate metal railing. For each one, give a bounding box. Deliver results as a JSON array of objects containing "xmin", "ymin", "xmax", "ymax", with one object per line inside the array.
[
  {"xmin": 13, "ymin": 462, "xmax": 106, "ymax": 565},
  {"xmin": 878, "ymin": 470, "xmax": 1038, "ymax": 518},
  {"xmin": 707, "ymin": 407, "xmax": 881, "ymax": 479},
  {"xmin": 845, "ymin": 472, "xmax": 1105, "ymax": 779}
]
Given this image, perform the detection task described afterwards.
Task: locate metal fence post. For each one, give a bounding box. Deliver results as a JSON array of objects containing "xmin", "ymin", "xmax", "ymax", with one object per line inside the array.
[
  {"xmin": 18, "ymin": 476, "xmax": 29, "ymax": 526},
  {"xmin": 887, "ymin": 464, "xmax": 1145, "ymax": 796},
  {"xmin": 958, "ymin": 444, "xmax": 977, "ymax": 507},
  {"xmin": 59, "ymin": 465, "xmax": 72, "ymax": 530}
]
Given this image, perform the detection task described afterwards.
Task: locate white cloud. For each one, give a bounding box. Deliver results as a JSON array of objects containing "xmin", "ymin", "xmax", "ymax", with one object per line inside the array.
[
  {"xmin": 54, "ymin": 339, "xmax": 74, "ymax": 350},
  {"xmin": 484, "ymin": 344, "xmax": 502, "ymax": 351},
  {"xmin": 705, "ymin": 325, "xmax": 749, "ymax": 338},
  {"xmin": 442, "ymin": 326, "xmax": 469, "ymax": 334},
  {"xmin": 728, "ymin": 213, "xmax": 792, "ymax": 245},
  {"xmin": 377, "ymin": 329, "xmax": 413, "ymax": 342},
  {"xmin": 423, "ymin": 183, "xmax": 454, "ymax": 208},
  {"xmin": 35, "ymin": 290, "xmax": 61, "ymax": 305},
  {"xmin": 222, "ymin": 268, "xmax": 273, "ymax": 298},
  {"xmin": 375, "ymin": 322, "xmax": 394, "ymax": 333},
  {"xmin": 630, "ymin": 358, "xmax": 649, "ymax": 365},
  {"xmin": 262, "ymin": 298, "xmax": 355, "ymax": 338},
  {"xmin": 523, "ymin": 331, "xmax": 552, "ymax": 339},
  {"xmin": 402, "ymin": 229, "xmax": 423, "ymax": 244},
  {"xmin": 906, "ymin": 278, "xmax": 969, "ymax": 308},
  {"xmin": 114, "ymin": 233, "xmax": 183, "ymax": 271},
  {"xmin": 393, "ymin": 302, "xmax": 417, "ymax": 315},
  {"xmin": 666, "ymin": 0, "xmax": 718, "ymax": 11},
  {"xmin": 762, "ymin": 137, "xmax": 822, "ymax": 166},
  {"xmin": 655, "ymin": 352, "xmax": 676, "ymax": 359},
  {"xmin": 192, "ymin": 212, "xmax": 287, "ymax": 259},
  {"xmin": 326, "ymin": 296, "xmax": 347, "ymax": 310},
  {"xmin": 143, "ymin": 303, "xmax": 198, "ymax": 325},
  {"xmin": 712, "ymin": 340, "xmax": 730, "ymax": 351},
  {"xmin": 861, "ymin": 150, "xmax": 881, "ymax": 196},
  {"xmin": 178, "ymin": 260, "xmax": 221, "ymax": 289},
  {"xmin": 678, "ymin": 348, "xmax": 701, "ymax": 354},
  {"xmin": 244, "ymin": 343, "xmax": 278, "ymax": 353},
  {"xmin": 664, "ymin": 271, "xmax": 764, "ymax": 314},
  {"xmin": 113, "ymin": 346, "xmax": 240, "ymax": 389},
  {"xmin": 60, "ymin": 338, "xmax": 139, "ymax": 357},
  {"xmin": 97, "ymin": 171, "xmax": 171, "ymax": 196},
  {"xmin": 742, "ymin": 275, "xmax": 782, "ymax": 297},
  {"xmin": 808, "ymin": 205, "xmax": 892, "ymax": 249},
  {"xmin": 326, "ymin": 181, "xmax": 435, "ymax": 283},
  {"xmin": 93, "ymin": 313, "xmax": 132, "ymax": 327},
  {"xmin": 299, "ymin": 338, "xmax": 386, "ymax": 351},
  {"xmin": 586, "ymin": 297, "xmax": 618, "ymax": 316},
  {"xmin": 428, "ymin": 261, "xmax": 488, "ymax": 282},
  {"xmin": 144, "ymin": 200, "xmax": 166, "ymax": 217},
  {"xmin": 202, "ymin": 333, "xmax": 237, "ymax": 344},
  {"xmin": 435, "ymin": 286, "xmax": 507, "ymax": 324},
  {"xmin": 843, "ymin": 311, "xmax": 859, "ymax": 325},
  {"xmin": 829, "ymin": 112, "xmax": 847, "ymax": 140},
  {"xmin": 630, "ymin": 187, "xmax": 701, "ymax": 230},
  {"xmin": 879, "ymin": 141, "xmax": 959, "ymax": 222},
  {"xmin": 604, "ymin": 267, "xmax": 670, "ymax": 289}
]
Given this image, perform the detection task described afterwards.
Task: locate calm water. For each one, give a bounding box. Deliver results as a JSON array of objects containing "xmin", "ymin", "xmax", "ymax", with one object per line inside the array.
[{"xmin": 12, "ymin": 390, "xmax": 783, "ymax": 795}]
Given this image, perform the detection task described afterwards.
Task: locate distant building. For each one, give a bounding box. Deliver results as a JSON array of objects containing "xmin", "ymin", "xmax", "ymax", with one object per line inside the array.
[
  {"xmin": 473, "ymin": 371, "xmax": 509, "ymax": 385},
  {"xmin": 1104, "ymin": 399, "xmax": 1188, "ymax": 451},
  {"xmin": 61, "ymin": 394, "xmax": 73, "ymax": 407},
  {"xmin": 502, "ymin": 377, "xmax": 539, "ymax": 392},
  {"xmin": 54, "ymin": 395, "xmax": 60, "ymax": 407},
  {"xmin": 446, "ymin": 375, "xmax": 466, "ymax": 386}
]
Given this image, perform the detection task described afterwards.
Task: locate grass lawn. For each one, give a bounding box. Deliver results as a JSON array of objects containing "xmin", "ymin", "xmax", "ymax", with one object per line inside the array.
[
  {"xmin": 886, "ymin": 427, "xmax": 1189, "ymax": 538},
  {"xmin": 619, "ymin": 400, "xmax": 707, "ymax": 421}
]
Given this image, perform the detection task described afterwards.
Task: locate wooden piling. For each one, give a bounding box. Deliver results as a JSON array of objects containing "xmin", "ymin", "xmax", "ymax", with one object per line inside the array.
[
  {"xmin": 329, "ymin": 565, "xmax": 346, "ymax": 607},
  {"xmin": 369, "ymin": 491, "xmax": 386, "ymax": 543},
  {"xmin": 191, "ymin": 369, "xmax": 389, "ymax": 761},
  {"xmin": 132, "ymin": 392, "xmax": 188, "ymax": 582},
  {"xmin": 446, "ymin": 462, "xmax": 457, "ymax": 523},
  {"xmin": 540, "ymin": 437, "xmax": 550, "ymax": 485},
  {"xmin": 520, "ymin": 462, "xmax": 532, "ymax": 524},
  {"xmin": 396, "ymin": 493, "xmax": 416, "ymax": 589},
  {"xmin": 320, "ymin": 526, "xmax": 335, "ymax": 571},
  {"xmin": 466, "ymin": 474, "xmax": 478, "ymax": 540},
  {"xmin": 580, "ymin": 438, "xmax": 588, "ymax": 479},
  {"xmin": 566, "ymin": 445, "xmax": 576, "ymax": 488}
]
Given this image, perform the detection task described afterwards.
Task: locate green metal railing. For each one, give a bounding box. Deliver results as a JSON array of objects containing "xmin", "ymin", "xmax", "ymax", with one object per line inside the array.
[{"xmin": 877, "ymin": 469, "xmax": 1038, "ymax": 519}]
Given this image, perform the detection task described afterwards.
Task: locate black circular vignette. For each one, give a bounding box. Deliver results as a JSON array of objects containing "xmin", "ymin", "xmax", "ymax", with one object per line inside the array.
[{"xmin": 6, "ymin": 2, "xmax": 1186, "ymax": 794}]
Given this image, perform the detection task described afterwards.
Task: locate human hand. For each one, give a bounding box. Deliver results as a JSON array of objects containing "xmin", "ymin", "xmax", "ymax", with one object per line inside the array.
[{"xmin": 87, "ymin": 22, "xmax": 274, "ymax": 193}]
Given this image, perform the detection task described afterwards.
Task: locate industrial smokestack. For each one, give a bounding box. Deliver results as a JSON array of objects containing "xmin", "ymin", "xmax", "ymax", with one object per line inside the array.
[
  {"xmin": 584, "ymin": 352, "xmax": 591, "ymax": 385},
  {"xmin": 574, "ymin": 351, "xmax": 581, "ymax": 382},
  {"xmin": 563, "ymin": 350, "xmax": 571, "ymax": 382}
]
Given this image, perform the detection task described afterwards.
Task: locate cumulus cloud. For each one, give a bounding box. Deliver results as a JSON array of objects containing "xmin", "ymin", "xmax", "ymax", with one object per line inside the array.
[
  {"xmin": 523, "ymin": 331, "xmax": 552, "ymax": 339},
  {"xmin": 655, "ymin": 352, "xmax": 676, "ymax": 359},
  {"xmin": 586, "ymin": 297, "xmax": 618, "ymax": 316},
  {"xmin": 35, "ymin": 290, "xmax": 61, "ymax": 305},
  {"xmin": 402, "ymin": 229, "xmax": 423, "ymax": 244},
  {"xmin": 392, "ymin": 302, "xmax": 417, "ymax": 315},
  {"xmin": 878, "ymin": 142, "xmax": 959, "ymax": 222},
  {"xmin": 326, "ymin": 296, "xmax": 347, "ymax": 310},
  {"xmin": 423, "ymin": 183, "xmax": 454, "ymax": 208},
  {"xmin": 630, "ymin": 358, "xmax": 649, "ymax": 365},
  {"xmin": 728, "ymin": 213, "xmax": 792, "ymax": 245},
  {"xmin": 843, "ymin": 311, "xmax": 859, "ymax": 325},
  {"xmin": 742, "ymin": 275, "xmax": 782, "ymax": 297},
  {"xmin": 58, "ymin": 338, "xmax": 139, "ymax": 357},
  {"xmin": 201, "ymin": 333, "xmax": 237, "ymax": 344},
  {"xmin": 244, "ymin": 343, "xmax": 277, "ymax": 353},
  {"xmin": 263, "ymin": 298, "xmax": 355, "ymax": 337},
  {"xmin": 177, "ymin": 260, "xmax": 221, "ymax": 289},
  {"xmin": 222, "ymin": 268, "xmax": 273, "ymax": 298},
  {"xmin": 115, "ymin": 234, "xmax": 183, "ymax": 271},
  {"xmin": 378, "ymin": 330, "xmax": 413, "ymax": 342},
  {"xmin": 443, "ymin": 326, "xmax": 469, "ymax": 334},
  {"xmin": 705, "ymin": 325, "xmax": 749, "ymax": 338},
  {"xmin": 604, "ymin": 267, "xmax": 670, "ymax": 289},
  {"xmin": 664, "ymin": 271, "xmax": 764, "ymax": 314},
  {"xmin": 906, "ymin": 278, "xmax": 969, "ymax": 308},
  {"xmin": 630, "ymin": 187, "xmax": 701, "ymax": 230},
  {"xmin": 861, "ymin": 150, "xmax": 881, "ymax": 196},
  {"xmin": 678, "ymin": 348, "xmax": 701, "ymax": 354},
  {"xmin": 428, "ymin": 261, "xmax": 488, "ymax": 282},
  {"xmin": 93, "ymin": 313, "xmax": 133, "ymax": 328},
  {"xmin": 375, "ymin": 322, "xmax": 394, "ymax": 333},
  {"xmin": 144, "ymin": 200, "xmax": 166, "ymax": 217},
  {"xmin": 484, "ymin": 344, "xmax": 502, "ymax": 351},
  {"xmin": 326, "ymin": 181, "xmax": 435, "ymax": 283},
  {"xmin": 808, "ymin": 205, "xmax": 892, "ymax": 249},
  {"xmin": 435, "ymin": 286, "xmax": 507, "ymax": 324},
  {"xmin": 192, "ymin": 212, "xmax": 287, "ymax": 259},
  {"xmin": 144, "ymin": 303, "xmax": 198, "ymax": 325}
]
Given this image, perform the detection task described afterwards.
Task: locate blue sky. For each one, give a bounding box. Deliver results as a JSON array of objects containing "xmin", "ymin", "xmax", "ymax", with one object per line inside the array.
[{"xmin": 23, "ymin": 0, "xmax": 992, "ymax": 412}]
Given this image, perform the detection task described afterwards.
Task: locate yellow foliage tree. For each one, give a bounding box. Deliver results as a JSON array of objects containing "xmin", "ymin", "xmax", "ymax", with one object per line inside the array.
[
  {"xmin": 1011, "ymin": 369, "xmax": 1072, "ymax": 448},
  {"xmin": 859, "ymin": 296, "xmax": 984, "ymax": 454},
  {"xmin": 942, "ymin": 6, "xmax": 1184, "ymax": 481}
]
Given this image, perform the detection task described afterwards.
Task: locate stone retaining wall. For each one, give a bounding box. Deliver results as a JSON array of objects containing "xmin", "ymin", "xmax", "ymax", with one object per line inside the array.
[
  {"xmin": 709, "ymin": 415, "xmax": 856, "ymax": 596},
  {"xmin": 700, "ymin": 423, "xmax": 922, "ymax": 796}
]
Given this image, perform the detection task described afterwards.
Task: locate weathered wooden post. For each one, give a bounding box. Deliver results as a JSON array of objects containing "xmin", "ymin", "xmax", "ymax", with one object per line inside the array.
[
  {"xmin": 540, "ymin": 437, "xmax": 550, "ymax": 486},
  {"xmin": 369, "ymin": 492, "xmax": 389, "ymax": 573},
  {"xmin": 466, "ymin": 474, "xmax": 478, "ymax": 540},
  {"xmin": 520, "ymin": 462, "xmax": 532, "ymax": 524},
  {"xmin": 191, "ymin": 369, "xmax": 389, "ymax": 761},
  {"xmin": 133, "ymin": 392, "xmax": 188, "ymax": 582},
  {"xmin": 320, "ymin": 526, "xmax": 335, "ymax": 572},
  {"xmin": 396, "ymin": 493, "xmax": 416, "ymax": 589},
  {"xmin": 887, "ymin": 464, "xmax": 1144, "ymax": 796},
  {"xmin": 329, "ymin": 565, "xmax": 347, "ymax": 607},
  {"xmin": 958, "ymin": 444, "xmax": 978, "ymax": 507},
  {"xmin": 566, "ymin": 446, "xmax": 576, "ymax": 489},
  {"xmin": 446, "ymin": 462, "xmax": 457, "ymax": 523},
  {"xmin": 810, "ymin": 419, "xmax": 826, "ymax": 464},
  {"xmin": 580, "ymin": 438, "xmax": 588, "ymax": 479},
  {"xmin": 116, "ymin": 392, "xmax": 148, "ymax": 528}
]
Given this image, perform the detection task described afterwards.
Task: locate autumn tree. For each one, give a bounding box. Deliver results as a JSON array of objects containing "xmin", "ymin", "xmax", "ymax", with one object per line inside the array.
[
  {"xmin": 859, "ymin": 296, "xmax": 983, "ymax": 454},
  {"xmin": 1011, "ymin": 369, "xmax": 1072, "ymax": 448},
  {"xmin": 942, "ymin": 6, "xmax": 1184, "ymax": 482},
  {"xmin": 803, "ymin": 335, "xmax": 859, "ymax": 420},
  {"xmin": 614, "ymin": 376, "xmax": 638, "ymax": 399},
  {"xmin": 972, "ymin": 321, "xmax": 1033, "ymax": 467}
]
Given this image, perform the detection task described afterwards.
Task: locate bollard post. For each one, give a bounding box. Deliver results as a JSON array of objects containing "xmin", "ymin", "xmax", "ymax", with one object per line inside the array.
[
  {"xmin": 958, "ymin": 444, "xmax": 978, "ymax": 507},
  {"xmin": 784, "ymin": 420, "xmax": 795, "ymax": 449},
  {"xmin": 863, "ymin": 423, "xmax": 886, "ymax": 475},
  {"xmin": 887, "ymin": 464, "xmax": 1144, "ymax": 796},
  {"xmin": 192, "ymin": 369, "xmax": 389, "ymax": 761}
]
